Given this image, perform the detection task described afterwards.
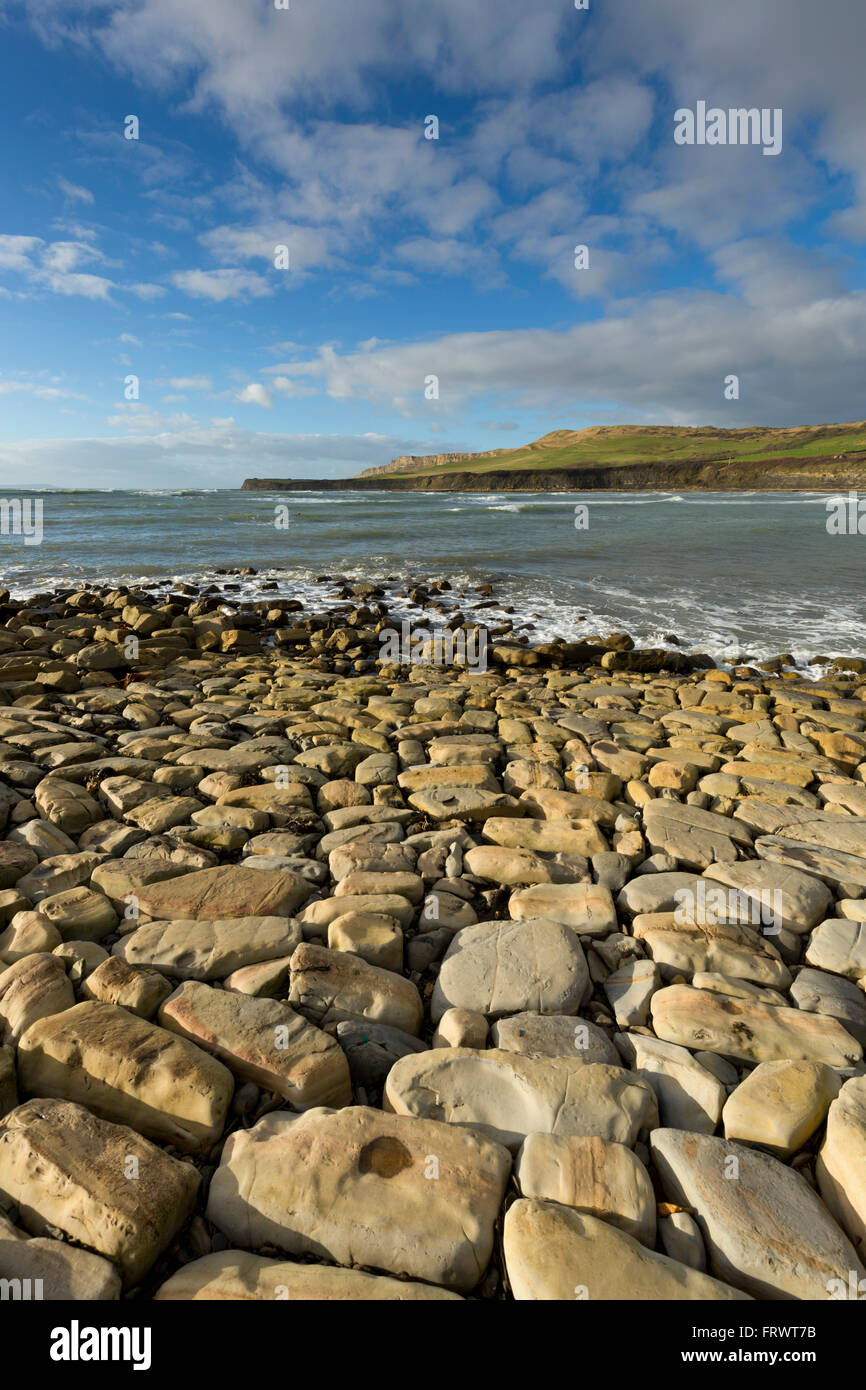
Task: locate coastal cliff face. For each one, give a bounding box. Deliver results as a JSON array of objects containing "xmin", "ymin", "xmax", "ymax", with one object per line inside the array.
[
  {"xmin": 355, "ymin": 449, "xmax": 509, "ymax": 477},
  {"xmin": 243, "ymin": 453, "xmax": 866, "ymax": 492}
]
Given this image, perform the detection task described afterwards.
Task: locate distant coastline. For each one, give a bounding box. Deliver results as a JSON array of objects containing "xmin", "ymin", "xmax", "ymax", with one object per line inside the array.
[
  {"xmin": 242, "ymin": 455, "xmax": 866, "ymax": 493},
  {"xmin": 242, "ymin": 420, "xmax": 866, "ymax": 492}
]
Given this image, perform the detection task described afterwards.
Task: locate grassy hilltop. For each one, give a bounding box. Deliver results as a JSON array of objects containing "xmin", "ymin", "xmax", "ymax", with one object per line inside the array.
[
  {"xmin": 355, "ymin": 422, "xmax": 866, "ymax": 481},
  {"xmin": 242, "ymin": 421, "xmax": 866, "ymax": 491}
]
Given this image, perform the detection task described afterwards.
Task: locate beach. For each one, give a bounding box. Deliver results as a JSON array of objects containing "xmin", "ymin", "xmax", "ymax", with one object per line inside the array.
[
  {"xmin": 2, "ymin": 488, "xmax": 865, "ymax": 672},
  {"xmin": 0, "ymin": 563, "xmax": 864, "ymax": 1300}
]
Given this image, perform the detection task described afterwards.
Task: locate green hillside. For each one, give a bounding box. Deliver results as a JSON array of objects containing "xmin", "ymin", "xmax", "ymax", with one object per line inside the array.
[{"xmin": 370, "ymin": 422, "xmax": 866, "ymax": 479}]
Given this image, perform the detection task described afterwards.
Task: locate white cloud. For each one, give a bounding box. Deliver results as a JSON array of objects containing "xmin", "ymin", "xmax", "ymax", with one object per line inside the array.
[
  {"xmin": 57, "ymin": 177, "xmax": 94, "ymax": 204},
  {"xmin": 0, "ymin": 380, "xmax": 86, "ymax": 400},
  {"xmin": 172, "ymin": 268, "xmax": 272, "ymax": 302},
  {"xmin": 0, "ymin": 235, "xmax": 42, "ymax": 271},
  {"xmin": 236, "ymin": 383, "xmax": 273, "ymax": 408},
  {"xmin": 267, "ymin": 287, "xmax": 866, "ymax": 425},
  {"xmin": 168, "ymin": 376, "xmax": 212, "ymax": 390},
  {"xmin": 129, "ymin": 282, "xmax": 166, "ymax": 299}
]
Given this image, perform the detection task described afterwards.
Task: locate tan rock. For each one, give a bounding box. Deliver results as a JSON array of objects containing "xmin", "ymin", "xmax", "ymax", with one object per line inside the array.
[
  {"xmin": 0, "ymin": 1098, "xmax": 198, "ymax": 1285},
  {"xmin": 35, "ymin": 885, "xmax": 118, "ymax": 942},
  {"xmin": 431, "ymin": 1007, "xmax": 488, "ymax": 1049},
  {"xmin": 0, "ymin": 912, "xmax": 62, "ymax": 965},
  {"xmin": 384, "ymin": 1048, "xmax": 657, "ymax": 1151},
  {"xmin": 159, "ymin": 981, "xmax": 351, "ymax": 1107},
  {"xmin": 407, "ymin": 787, "xmax": 522, "ymax": 823},
  {"xmin": 463, "ymin": 846, "xmax": 565, "ymax": 886},
  {"xmin": 723, "ymin": 1060, "xmax": 840, "ymax": 1157},
  {"xmin": 303, "ymin": 900, "xmax": 416, "ymax": 946},
  {"xmin": 632, "ymin": 913, "xmax": 791, "ymax": 988},
  {"xmin": 0, "ymin": 1217, "xmax": 121, "ymax": 1300},
  {"xmin": 289, "ymin": 942, "xmax": 423, "ymax": 1035},
  {"xmin": 515, "ymin": 1134, "xmax": 656, "ymax": 1245},
  {"xmin": 113, "ymin": 916, "xmax": 302, "ymax": 979},
  {"xmin": 616, "ymin": 1031, "xmax": 726, "ymax": 1133},
  {"xmin": 154, "ymin": 1250, "xmax": 461, "ymax": 1300},
  {"xmin": 482, "ymin": 817, "xmax": 607, "ymax": 857},
  {"xmin": 431, "ymin": 918, "xmax": 588, "ymax": 1021},
  {"xmin": 491, "ymin": 1012, "xmax": 620, "ymax": 1065},
  {"xmin": 134, "ymin": 864, "xmax": 311, "ymax": 920},
  {"xmin": 207, "ymin": 1106, "xmax": 510, "ymax": 1292},
  {"xmin": 18, "ymin": 1000, "xmax": 234, "ymax": 1154},
  {"xmin": 816, "ymin": 1075, "xmax": 866, "ymax": 1260},
  {"xmin": 651, "ymin": 1127, "xmax": 865, "ymax": 1299},
  {"xmin": 503, "ymin": 1199, "xmax": 748, "ymax": 1300},
  {"xmin": 80, "ymin": 956, "xmax": 173, "ymax": 1019},
  {"xmin": 651, "ymin": 983, "xmax": 862, "ymax": 1068},
  {"xmin": 334, "ymin": 870, "xmax": 424, "ymax": 903},
  {"xmin": 509, "ymin": 882, "xmax": 617, "ymax": 934},
  {"xmin": 0, "ymin": 953, "xmax": 74, "ymax": 1043},
  {"xmin": 327, "ymin": 911, "xmax": 403, "ymax": 971}
]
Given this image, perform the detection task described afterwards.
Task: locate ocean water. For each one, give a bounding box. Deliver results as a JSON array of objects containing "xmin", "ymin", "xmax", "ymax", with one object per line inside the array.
[{"xmin": 0, "ymin": 487, "xmax": 862, "ymax": 672}]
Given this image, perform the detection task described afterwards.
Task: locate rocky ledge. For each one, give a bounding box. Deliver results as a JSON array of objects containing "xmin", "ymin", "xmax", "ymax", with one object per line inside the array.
[{"xmin": 0, "ymin": 574, "xmax": 865, "ymax": 1301}]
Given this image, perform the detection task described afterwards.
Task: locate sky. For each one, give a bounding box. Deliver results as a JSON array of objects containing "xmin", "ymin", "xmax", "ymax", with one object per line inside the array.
[{"xmin": 0, "ymin": 0, "xmax": 865, "ymax": 487}]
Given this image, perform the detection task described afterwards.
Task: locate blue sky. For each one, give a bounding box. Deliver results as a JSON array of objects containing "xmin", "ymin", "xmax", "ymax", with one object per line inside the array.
[{"xmin": 0, "ymin": 0, "xmax": 865, "ymax": 486}]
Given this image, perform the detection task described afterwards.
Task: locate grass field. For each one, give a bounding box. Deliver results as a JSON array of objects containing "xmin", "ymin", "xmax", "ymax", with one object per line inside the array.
[{"xmin": 368, "ymin": 422, "xmax": 866, "ymax": 479}]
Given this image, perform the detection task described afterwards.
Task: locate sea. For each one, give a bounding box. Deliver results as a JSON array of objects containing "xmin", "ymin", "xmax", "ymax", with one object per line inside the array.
[{"xmin": 0, "ymin": 487, "xmax": 863, "ymax": 675}]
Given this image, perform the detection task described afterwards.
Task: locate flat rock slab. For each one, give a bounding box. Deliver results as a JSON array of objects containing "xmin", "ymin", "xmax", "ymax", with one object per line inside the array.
[
  {"xmin": 755, "ymin": 836, "xmax": 866, "ymax": 890},
  {"xmin": 0, "ymin": 952, "xmax": 75, "ymax": 1043},
  {"xmin": 616, "ymin": 1031, "xmax": 726, "ymax": 1134},
  {"xmin": 651, "ymin": 1128, "xmax": 866, "ymax": 1300},
  {"xmin": 642, "ymin": 802, "xmax": 747, "ymax": 870},
  {"xmin": 791, "ymin": 967, "xmax": 866, "ymax": 1046},
  {"xmin": 703, "ymin": 860, "xmax": 832, "ymax": 934},
  {"xmin": 384, "ymin": 1049, "xmax": 657, "ymax": 1151},
  {"xmin": 490, "ymin": 1012, "xmax": 620, "ymax": 1065},
  {"xmin": 0, "ymin": 1099, "xmax": 198, "ymax": 1285},
  {"xmin": 463, "ymin": 845, "xmax": 573, "ymax": 886},
  {"xmin": 17, "ymin": 1000, "xmax": 234, "ymax": 1154},
  {"xmin": 154, "ymin": 1250, "xmax": 462, "ymax": 1300},
  {"xmin": 722, "ymin": 1060, "xmax": 840, "ymax": 1158},
  {"xmin": 618, "ymin": 872, "xmax": 703, "ymax": 918},
  {"xmin": 817, "ymin": 1075, "xmax": 866, "ymax": 1261},
  {"xmin": 289, "ymin": 942, "xmax": 423, "ymax": 1035},
  {"xmin": 508, "ymin": 882, "xmax": 617, "ymax": 934},
  {"xmin": 159, "ymin": 981, "xmax": 351, "ymax": 1108},
  {"xmin": 407, "ymin": 788, "xmax": 522, "ymax": 823},
  {"xmin": 206, "ymin": 1106, "xmax": 510, "ymax": 1292},
  {"xmin": 0, "ymin": 1217, "xmax": 121, "ymax": 1300},
  {"xmin": 113, "ymin": 916, "xmax": 302, "ymax": 980},
  {"xmin": 632, "ymin": 913, "xmax": 791, "ymax": 988},
  {"xmin": 481, "ymin": 817, "xmax": 606, "ymax": 857},
  {"xmin": 805, "ymin": 918, "xmax": 866, "ymax": 982},
  {"xmin": 135, "ymin": 865, "xmax": 311, "ymax": 920},
  {"xmin": 431, "ymin": 918, "xmax": 588, "ymax": 1022},
  {"xmin": 651, "ymin": 983, "xmax": 862, "ymax": 1068},
  {"xmin": 503, "ymin": 1199, "xmax": 749, "ymax": 1301},
  {"xmin": 515, "ymin": 1134, "xmax": 656, "ymax": 1246}
]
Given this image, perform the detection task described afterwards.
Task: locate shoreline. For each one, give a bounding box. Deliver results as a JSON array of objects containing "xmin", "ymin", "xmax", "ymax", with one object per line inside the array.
[
  {"xmin": 0, "ymin": 570, "xmax": 861, "ymax": 681},
  {"xmin": 0, "ymin": 572, "xmax": 864, "ymax": 1301},
  {"xmin": 242, "ymin": 460, "xmax": 866, "ymax": 493}
]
